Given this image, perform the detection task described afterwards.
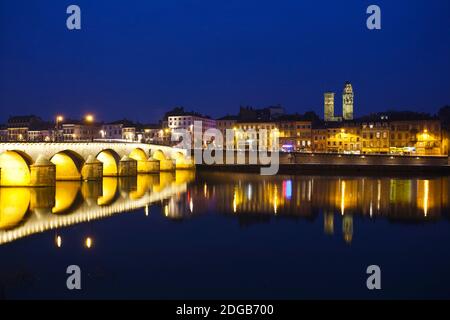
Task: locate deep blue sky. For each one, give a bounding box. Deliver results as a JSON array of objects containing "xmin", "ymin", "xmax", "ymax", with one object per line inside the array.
[{"xmin": 1, "ymin": 0, "xmax": 449, "ymax": 123}]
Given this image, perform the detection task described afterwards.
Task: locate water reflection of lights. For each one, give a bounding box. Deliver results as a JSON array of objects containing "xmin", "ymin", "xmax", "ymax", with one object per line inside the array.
[
  {"xmin": 340, "ymin": 180, "xmax": 346, "ymax": 216},
  {"xmin": 0, "ymin": 173, "xmax": 193, "ymax": 245},
  {"xmin": 283, "ymin": 180, "xmax": 292, "ymax": 200},
  {"xmin": 273, "ymin": 185, "xmax": 278, "ymax": 214},
  {"xmin": 233, "ymin": 188, "xmax": 238, "ymax": 213},
  {"xmin": 85, "ymin": 237, "xmax": 93, "ymax": 249},
  {"xmin": 423, "ymin": 180, "xmax": 429, "ymax": 217},
  {"xmin": 0, "ymin": 173, "xmax": 448, "ymax": 246},
  {"xmin": 164, "ymin": 205, "xmax": 169, "ymax": 217},
  {"xmin": 55, "ymin": 235, "xmax": 62, "ymax": 248}
]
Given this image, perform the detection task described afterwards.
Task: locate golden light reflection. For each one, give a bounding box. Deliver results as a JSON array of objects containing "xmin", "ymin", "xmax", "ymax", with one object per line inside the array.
[
  {"xmin": 0, "ymin": 188, "xmax": 30, "ymax": 229},
  {"xmin": 130, "ymin": 174, "xmax": 155, "ymax": 200},
  {"xmin": 85, "ymin": 237, "xmax": 93, "ymax": 249},
  {"xmin": 342, "ymin": 215, "xmax": 353, "ymax": 244},
  {"xmin": 324, "ymin": 212, "xmax": 334, "ymax": 235},
  {"xmin": 153, "ymin": 172, "xmax": 175, "ymax": 192},
  {"xmin": 0, "ymin": 172, "xmax": 190, "ymax": 245},
  {"xmin": 340, "ymin": 180, "xmax": 346, "ymax": 215},
  {"xmin": 424, "ymin": 180, "xmax": 429, "ymax": 217},
  {"xmin": 0, "ymin": 173, "xmax": 448, "ymax": 246},
  {"xmin": 418, "ymin": 180, "xmax": 430, "ymax": 217},
  {"xmin": 55, "ymin": 235, "xmax": 62, "ymax": 248},
  {"xmin": 98, "ymin": 177, "xmax": 118, "ymax": 206},
  {"xmin": 164, "ymin": 204, "xmax": 169, "ymax": 217},
  {"xmin": 52, "ymin": 182, "xmax": 81, "ymax": 214},
  {"xmin": 273, "ymin": 185, "xmax": 278, "ymax": 214}
]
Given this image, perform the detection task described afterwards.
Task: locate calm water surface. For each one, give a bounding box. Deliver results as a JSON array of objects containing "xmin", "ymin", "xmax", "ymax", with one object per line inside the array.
[{"xmin": 0, "ymin": 170, "xmax": 449, "ymax": 299}]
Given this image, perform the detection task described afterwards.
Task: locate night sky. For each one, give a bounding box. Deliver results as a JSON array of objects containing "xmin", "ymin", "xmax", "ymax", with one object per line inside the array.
[{"xmin": 1, "ymin": 0, "xmax": 449, "ymax": 123}]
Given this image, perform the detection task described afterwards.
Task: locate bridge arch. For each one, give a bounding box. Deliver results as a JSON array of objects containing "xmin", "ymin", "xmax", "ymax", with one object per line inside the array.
[
  {"xmin": 96, "ymin": 149, "xmax": 121, "ymax": 176},
  {"xmin": 152, "ymin": 149, "xmax": 167, "ymax": 161},
  {"xmin": 129, "ymin": 148, "xmax": 148, "ymax": 161},
  {"xmin": 50, "ymin": 150, "xmax": 84, "ymax": 181},
  {"xmin": 173, "ymin": 151, "xmax": 193, "ymax": 169},
  {"xmin": 0, "ymin": 150, "xmax": 32, "ymax": 186}
]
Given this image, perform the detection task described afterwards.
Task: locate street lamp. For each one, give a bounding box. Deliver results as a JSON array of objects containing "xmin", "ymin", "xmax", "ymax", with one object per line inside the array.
[
  {"xmin": 55, "ymin": 115, "xmax": 64, "ymax": 142},
  {"xmin": 85, "ymin": 114, "xmax": 94, "ymax": 123}
]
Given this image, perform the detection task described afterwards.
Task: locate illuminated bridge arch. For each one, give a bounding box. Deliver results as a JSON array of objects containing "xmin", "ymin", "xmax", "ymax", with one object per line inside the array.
[
  {"xmin": 152, "ymin": 149, "xmax": 167, "ymax": 161},
  {"xmin": 0, "ymin": 150, "xmax": 33, "ymax": 186},
  {"xmin": 129, "ymin": 148, "xmax": 148, "ymax": 162},
  {"xmin": 96, "ymin": 149, "xmax": 121, "ymax": 176},
  {"xmin": 50, "ymin": 150, "xmax": 85, "ymax": 181},
  {"xmin": 173, "ymin": 151, "xmax": 193, "ymax": 169}
]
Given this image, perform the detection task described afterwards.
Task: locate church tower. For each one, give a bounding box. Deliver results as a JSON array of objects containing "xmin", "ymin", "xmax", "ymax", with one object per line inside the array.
[
  {"xmin": 342, "ymin": 82, "xmax": 354, "ymax": 120},
  {"xmin": 324, "ymin": 92, "xmax": 335, "ymax": 121}
]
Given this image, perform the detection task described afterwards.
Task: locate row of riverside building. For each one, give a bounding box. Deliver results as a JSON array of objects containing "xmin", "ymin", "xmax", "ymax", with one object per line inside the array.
[{"xmin": 1, "ymin": 82, "xmax": 449, "ymax": 156}]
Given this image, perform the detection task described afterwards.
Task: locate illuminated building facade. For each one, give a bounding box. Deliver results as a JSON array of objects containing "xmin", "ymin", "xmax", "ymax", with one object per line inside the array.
[
  {"xmin": 233, "ymin": 118, "xmax": 313, "ymax": 152},
  {"xmin": 233, "ymin": 121, "xmax": 279, "ymax": 150},
  {"xmin": 361, "ymin": 120, "xmax": 390, "ymax": 154},
  {"xmin": 325, "ymin": 122, "xmax": 361, "ymax": 153},
  {"xmin": 312, "ymin": 128, "xmax": 328, "ymax": 152},
  {"xmin": 101, "ymin": 122, "xmax": 124, "ymax": 140},
  {"xmin": 277, "ymin": 120, "xmax": 312, "ymax": 152},
  {"xmin": 390, "ymin": 119, "xmax": 442, "ymax": 155},
  {"xmin": 167, "ymin": 110, "xmax": 216, "ymax": 147},
  {"xmin": 62, "ymin": 121, "xmax": 101, "ymax": 141},
  {"xmin": 0, "ymin": 127, "xmax": 7, "ymax": 141},
  {"xmin": 216, "ymin": 116, "xmax": 238, "ymax": 149}
]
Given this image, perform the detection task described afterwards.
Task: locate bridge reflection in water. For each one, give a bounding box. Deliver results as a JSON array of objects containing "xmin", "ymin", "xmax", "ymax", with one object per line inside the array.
[
  {"xmin": 1, "ymin": 171, "xmax": 449, "ymax": 245},
  {"xmin": 0, "ymin": 170, "xmax": 195, "ymax": 245}
]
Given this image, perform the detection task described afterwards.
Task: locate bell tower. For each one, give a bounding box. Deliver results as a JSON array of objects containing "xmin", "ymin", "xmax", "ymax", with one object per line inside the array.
[
  {"xmin": 324, "ymin": 92, "xmax": 335, "ymax": 121},
  {"xmin": 342, "ymin": 82, "xmax": 354, "ymax": 120}
]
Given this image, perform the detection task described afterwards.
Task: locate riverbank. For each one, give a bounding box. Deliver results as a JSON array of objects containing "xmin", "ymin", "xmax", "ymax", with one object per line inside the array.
[
  {"xmin": 197, "ymin": 163, "xmax": 450, "ymax": 176},
  {"xmin": 195, "ymin": 152, "xmax": 450, "ymax": 176}
]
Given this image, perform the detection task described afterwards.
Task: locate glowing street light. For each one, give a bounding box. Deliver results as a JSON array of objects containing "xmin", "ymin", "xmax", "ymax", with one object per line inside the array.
[{"xmin": 85, "ymin": 114, "xmax": 94, "ymax": 123}]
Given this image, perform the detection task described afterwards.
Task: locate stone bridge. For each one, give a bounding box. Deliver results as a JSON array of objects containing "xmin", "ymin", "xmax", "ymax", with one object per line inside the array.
[{"xmin": 0, "ymin": 142, "xmax": 194, "ymax": 187}]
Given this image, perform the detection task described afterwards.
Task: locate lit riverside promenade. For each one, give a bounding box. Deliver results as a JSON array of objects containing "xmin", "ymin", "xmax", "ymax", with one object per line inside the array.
[{"xmin": 0, "ymin": 141, "xmax": 194, "ymax": 187}]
